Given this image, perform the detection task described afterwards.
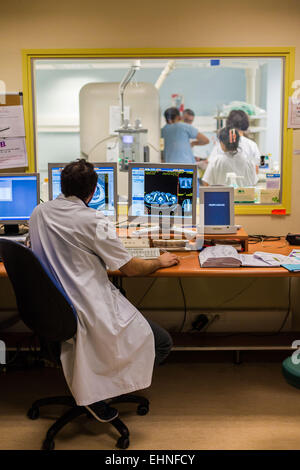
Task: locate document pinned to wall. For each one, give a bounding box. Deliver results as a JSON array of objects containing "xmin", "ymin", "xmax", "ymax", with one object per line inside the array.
[
  {"xmin": 288, "ymin": 97, "xmax": 300, "ymax": 129},
  {"xmin": 0, "ymin": 104, "xmax": 27, "ymax": 168},
  {"xmin": 0, "ymin": 137, "xmax": 28, "ymax": 169},
  {"xmin": 0, "ymin": 105, "xmax": 26, "ymax": 137},
  {"xmin": 109, "ymin": 106, "xmax": 130, "ymax": 135}
]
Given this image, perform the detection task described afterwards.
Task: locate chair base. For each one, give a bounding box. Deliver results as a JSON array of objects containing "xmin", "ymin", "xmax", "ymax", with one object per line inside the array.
[{"xmin": 27, "ymin": 393, "xmax": 149, "ymax": 450}]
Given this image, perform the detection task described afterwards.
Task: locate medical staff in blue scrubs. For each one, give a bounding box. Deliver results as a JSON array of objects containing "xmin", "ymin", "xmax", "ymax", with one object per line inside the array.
[{"xmin": 161, "ymin": 107, "xmax": 209, "ymax": 164}]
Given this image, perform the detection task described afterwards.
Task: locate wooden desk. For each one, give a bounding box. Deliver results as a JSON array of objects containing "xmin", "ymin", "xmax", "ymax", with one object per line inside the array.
[
  {"xmin": 0, "ymin": 238, "xmax": 299, "ymax": 355},
  {"xmin": 109, "ymin": 239, "xmax": 300, "ymax": 278},
  {"xmin": 0, "ymin": 239, "xmax": 299, "ymax": 278}
]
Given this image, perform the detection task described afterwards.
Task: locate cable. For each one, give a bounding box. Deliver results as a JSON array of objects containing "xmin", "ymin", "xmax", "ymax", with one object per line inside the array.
[
  {"xmin": 199, "ymin": 277, "xmax": 292, "ymax": 338},
  {"xmin": 248, "ymin": 234, "xmax": 283, "ymax": 244},
  {"xmin": 87, "ymin": 135, "xmax": 118, "ymax": 157},
  {"xmin": 215, "ymin": 278, "xmax": 258, "ymax": 309},
  {"xmin": 114, "ymin": 218, "xmax": 129, "ymax": 228},
  {"xmin": 177, "ymin": 278, "xmax": 187, "ymax": 333},
  {"xmin": 147, "ymin": 142, "xmax": 160, "ymax": 153},
  {"xmin": 136, "ymin": 278, "xmax": 157, "ymax": 308}
]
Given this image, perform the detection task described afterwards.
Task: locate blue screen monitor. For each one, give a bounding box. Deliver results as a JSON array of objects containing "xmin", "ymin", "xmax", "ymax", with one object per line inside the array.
[
  {"xmin": 48, "ymin": 162, "xmax": 117, "ymax": 219},
  {"xmin": 128, "ymin": 162, "xmax": 197, "ymax": 224},
  {"xmin": 199, "ymin": 186, "xmax": 235, "ymax": 233},
  {"xmin": 0, "ymin": 173, "xmax": 40, "ymax": 234}
]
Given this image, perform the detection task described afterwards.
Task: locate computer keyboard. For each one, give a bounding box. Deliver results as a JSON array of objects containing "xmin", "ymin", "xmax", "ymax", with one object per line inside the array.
[{"xmin": 127, "ymin": 247, "xmax": 161, "ymax": 259}]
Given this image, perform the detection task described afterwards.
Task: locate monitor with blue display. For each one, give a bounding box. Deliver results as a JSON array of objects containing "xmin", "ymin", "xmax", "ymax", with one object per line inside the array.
[
  {"xmin": 0, "ymin": 173, "xmax": 40, "ymax": 235},
  {"xmin": 199, "ymin": 186, "xmax": 236, "ymax": 234},
  {"xmin": 48, "ymin": 162, "xmax": 117, "ymax": 219},
  {"xmin": 128, "ymin": 162, "xmax": 197, "ymax": 224}
]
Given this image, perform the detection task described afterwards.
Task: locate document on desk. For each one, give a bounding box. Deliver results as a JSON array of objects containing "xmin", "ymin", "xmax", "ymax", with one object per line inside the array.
[
  {"xmin": 281, "ymin": 249, "xmax": 300, "ymax": 272},
  {"xmin": 199, "ymin": 245, "xmax": 242, "ymax": 267},
  {"xmin": 199, "ymin": 246, "xmax": 294, "ymax": 268}
]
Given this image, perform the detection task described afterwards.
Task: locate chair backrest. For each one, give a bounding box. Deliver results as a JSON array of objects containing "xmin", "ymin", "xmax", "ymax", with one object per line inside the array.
[{"xmin": 0, "ymin": 239, "xmax": 77, "ymax": 342}]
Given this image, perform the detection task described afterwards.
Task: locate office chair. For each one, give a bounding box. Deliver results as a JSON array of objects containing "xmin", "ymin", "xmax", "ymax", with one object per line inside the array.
[{"xmin": 0, "ymin": 239, "xmax": 149, "ymax": 450}]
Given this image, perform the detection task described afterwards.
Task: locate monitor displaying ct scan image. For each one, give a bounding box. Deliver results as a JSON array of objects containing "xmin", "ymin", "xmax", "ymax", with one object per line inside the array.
[
  {"xmin": 128, "ymin": 163, "xmax": 197, "ymax": 224},
  {"xmin": 48, "ymin": 162, "xmax": 117, "ymax": 219}
]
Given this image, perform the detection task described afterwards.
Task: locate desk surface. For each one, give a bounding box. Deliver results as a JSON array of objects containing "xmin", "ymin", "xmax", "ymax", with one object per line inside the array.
[
  {"xmin": 111, "ymin": 239, "xmax": 300, "ymax": 278},
  {"xmin": 1, "ymin": 239, "xmax": 299, "ymax": 278}
]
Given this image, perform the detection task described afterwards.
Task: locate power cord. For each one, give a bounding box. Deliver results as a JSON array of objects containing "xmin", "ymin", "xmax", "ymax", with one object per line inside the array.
[
  {"xmin": 177, "ymin": 278, "xmax": 187, "ymax": 333},
  {"xmin": 197, "ymin": 277, "xmax": 292, "ymax": 338},
  {"xmin": 136, "ymin": 278, "xmax": 157, "ymax": 308}
]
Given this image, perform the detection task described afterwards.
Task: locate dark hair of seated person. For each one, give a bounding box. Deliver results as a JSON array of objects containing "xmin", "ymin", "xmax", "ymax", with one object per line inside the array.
[
  {"xmin": 226, "ymin": 109, "xmax": 249, "ymax": 132},
  {"xmin": 61, "ymin": 159, "xmax": 98, "ymax": 202}
]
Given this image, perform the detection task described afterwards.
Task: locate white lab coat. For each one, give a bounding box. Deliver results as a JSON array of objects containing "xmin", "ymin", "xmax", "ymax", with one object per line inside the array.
[
  {"xmin": 209, "ymin": 135, "xmax": 261, "ymax": 166},
  {"xmin": 29, "ymin": 194, "xmax": 155, "ymax": 406},
  {"xmin": 202, "ymin": 148, "xmax": 258, "ymax": 187}
]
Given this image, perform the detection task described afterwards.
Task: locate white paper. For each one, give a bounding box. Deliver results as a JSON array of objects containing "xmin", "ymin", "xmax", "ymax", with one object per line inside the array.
[
  {"xmin": 199, "ymin": 245, "xmax": 241, "ymax": 267},
  {"xmin": 106, "ymin": 140, "xmax": 119, "ymax": 162},
  {"xmin": 109, "ymin": 106, "xmax": 130, "ymax": 135},
  {"xmin": 288, "ymin": 98, "xmax": 300, "ymax": 129},
  {"xmin": 0, "ymin": 137, "xmax": 28, "ymax": 169},
  {"xmin": 0, "ymin": 105, "xmax": 26, "ymax": 137}
]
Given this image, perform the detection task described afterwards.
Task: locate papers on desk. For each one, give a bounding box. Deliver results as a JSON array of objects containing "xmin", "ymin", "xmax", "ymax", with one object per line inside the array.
[
  {"xmin": 199, "ymin": 246, "xmax": 242, "ymax": 267},
  {"xmin": 281, "ymin": 249, "xmax": 300, "ymax": 272},
  {"xmin": 199, "ymin": 245, "xmax": 300, "ymax": 268}
]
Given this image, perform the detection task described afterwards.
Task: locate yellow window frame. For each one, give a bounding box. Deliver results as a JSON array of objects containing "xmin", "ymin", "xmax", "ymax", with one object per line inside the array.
[{"xmin": 22, "ymin": 47, "xmax": 295, "ymax": 215}]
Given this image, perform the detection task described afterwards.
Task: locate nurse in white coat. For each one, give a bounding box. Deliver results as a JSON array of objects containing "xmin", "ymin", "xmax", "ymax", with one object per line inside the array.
[
  {"xmin": 29, "ymin": 159, "xmax": 179, "ymax": 422},
  {"xmin": 209, "ymin": 109, "xmax": 261, "ymax": 172},
  {"xmin": 202, "ymin": 127, "xmax": 257, "ymax": 187}
]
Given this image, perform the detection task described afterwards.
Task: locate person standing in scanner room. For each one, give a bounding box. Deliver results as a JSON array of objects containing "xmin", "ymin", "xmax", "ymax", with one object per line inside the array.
[
  {"xmin": 209, "ymin": 109, "xmax": 261, "ymax": 174},
  {"xmin": 182, "ymin": 108, "xmax": 195, "ymax": 125},
  {"xmin": 161, "ymin": 107, "xmax": 209, "ymax": 164},
  {"xmin": 183, "ymin": 107, "xmax": 210, "ymax": 176},
  {"xmin": 202, "ymin": 127, "xmax": 257, "ymax": 187},
  {"xmin": 29, "ymin": 159, "xmax": 179, "ymax": 423}
]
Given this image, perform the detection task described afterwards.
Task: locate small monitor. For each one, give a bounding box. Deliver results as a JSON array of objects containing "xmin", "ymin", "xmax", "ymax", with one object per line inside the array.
[
  {"xmin": 199, "ymin": 186, "xmax": 236, "ymax": 234},
  {"xmin": 0, "ymin": 173, "xmax": 40, "ymax": 235},
  {"xmin": 128, "ymin": 162, "xmax": 197, "ymax": 224},
  {"xmin": 48, "ymin": 162, "xmax": 118, "ymax": 219}
]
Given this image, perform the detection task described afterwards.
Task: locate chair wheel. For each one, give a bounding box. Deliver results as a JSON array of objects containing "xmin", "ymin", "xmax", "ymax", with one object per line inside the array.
[
  {"xmin": 27, "ymin": 407, "xmax": 39, "ymax": 420},
  {"xmin": 42, "ymin": 439, "xmax": 55, "ymax": 451},
  {"xmin": 116, "ymin": 436, "xmax": 130, "ymax": 449},
  {"xmin": 137, "ymin": 404, "xmax": 149, "ymax": 416}
]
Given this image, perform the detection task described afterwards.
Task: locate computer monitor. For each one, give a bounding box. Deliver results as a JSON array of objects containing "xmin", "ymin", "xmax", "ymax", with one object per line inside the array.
[
  {"xmin": 0, "ymin": 173, "xmax": 40, "ymax": 235},
  {"xmin": 128, "ymin": 163, "xmax": 197, "ymax": 224},
  {"xmin": 48, "ymin": 162, "xmax": 118, "ymax": 219},
  {"xmin": 199, "ymin": 186, "xmax": 236, "ymax": 234}
]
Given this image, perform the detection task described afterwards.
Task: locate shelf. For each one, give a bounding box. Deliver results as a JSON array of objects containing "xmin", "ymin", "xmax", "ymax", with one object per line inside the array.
[
  {"xmin": 214, "ymin": 115, "xmax": 267, "ymax": 120},
  {"xmin": 172, "ymin": 332, "xmax": 300, "ymax": 351},
  {"xmin": 37, "ymin": 125, "xmax": 80, "ymax": 133}
]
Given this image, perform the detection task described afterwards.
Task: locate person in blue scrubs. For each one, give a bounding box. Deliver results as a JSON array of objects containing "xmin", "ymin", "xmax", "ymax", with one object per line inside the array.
[{"xmin": 161, "ymin": 107, "xmax": 209, "ymax": 164}]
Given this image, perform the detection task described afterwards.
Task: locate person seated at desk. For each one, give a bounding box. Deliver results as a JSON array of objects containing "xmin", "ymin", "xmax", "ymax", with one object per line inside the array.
[
  {"xmin": 29, "ymin": 159, "xmax": 179, "ymax": 423},
  {"xmin": 161, "ymin": 107, "xmax": 209, "ymax": 164},
  {"xmin": 202, "ymin": 127, "xmax": 257, "ymax": 187},
  {"xmin": 209, "ymin": 109, "xmax": 261, "ymax": 174}
]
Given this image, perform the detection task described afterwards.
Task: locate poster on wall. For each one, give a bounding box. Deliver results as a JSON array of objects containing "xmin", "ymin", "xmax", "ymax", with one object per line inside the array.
[
  {"xmin": 0, "ymin": 105, "xmax": 26, "ymax": 137},
  {"xmin": 288, "ymin": 97, "xmax": 300, "ymax": 128},
  {"xmin": 0, "ymin": 104, "xmax": 27, "ymax": 168},
  {"xmin": 0, "ymin": 137, "xmax": 28, "ymax": 169}
]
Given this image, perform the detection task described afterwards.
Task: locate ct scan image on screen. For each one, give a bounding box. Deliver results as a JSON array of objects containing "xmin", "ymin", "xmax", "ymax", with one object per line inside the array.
[
  {"xmin": 143, "ymin": 169, "xmax": 193, "ymax": 218},
  {"xmin": 88, "ymin": 173, "xmax": 109, "ymax": 211}
]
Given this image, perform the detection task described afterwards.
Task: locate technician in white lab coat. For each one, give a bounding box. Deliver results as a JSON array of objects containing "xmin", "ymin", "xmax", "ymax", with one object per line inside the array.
[
  {"xmin": 29, "ymin": 159, "xmax": 179, "ymax": 423},
  {"xmin": 209, "ymin": 110, "xmax": 261, "ymax": 172},
  {"xmin": 202, "ymin": 127, "xmax": 257, "ymax": 187}
]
